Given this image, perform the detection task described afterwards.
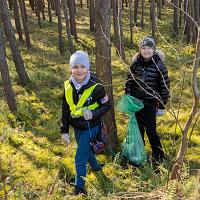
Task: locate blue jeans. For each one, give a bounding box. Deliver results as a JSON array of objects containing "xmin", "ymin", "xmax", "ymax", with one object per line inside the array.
[{"xmin": 74, "ymin": 125, "xmax": 101, "ymax": 189}]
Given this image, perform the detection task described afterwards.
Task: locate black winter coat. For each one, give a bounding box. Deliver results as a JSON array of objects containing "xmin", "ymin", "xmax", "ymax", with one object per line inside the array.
[
  {"xmin": 60, "ymin": 75, "xmax": 111, "ymax": 134},
  {"xmin": 125, "ymin": 51, "xmax": 170, "ymax": 108}
]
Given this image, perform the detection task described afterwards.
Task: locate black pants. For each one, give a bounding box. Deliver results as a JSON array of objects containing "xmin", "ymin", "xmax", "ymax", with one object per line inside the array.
[{"xmin": 135, "ymin": 100, "xmax": 164, "ymax": 162}]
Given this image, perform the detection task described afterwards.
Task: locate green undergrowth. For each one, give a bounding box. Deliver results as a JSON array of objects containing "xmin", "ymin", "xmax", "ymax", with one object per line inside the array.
[{"xmin": 0, "ymin": 1, "xmax": 200, "ymax": 199}]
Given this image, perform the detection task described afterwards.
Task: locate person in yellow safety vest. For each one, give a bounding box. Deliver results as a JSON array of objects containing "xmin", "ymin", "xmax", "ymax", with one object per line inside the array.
[{"xmin": 60, "ymin": 50, "xmax": 111, "ymax": 195}]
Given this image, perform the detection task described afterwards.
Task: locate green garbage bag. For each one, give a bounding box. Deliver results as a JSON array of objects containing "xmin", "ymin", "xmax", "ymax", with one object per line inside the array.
[{"xmin": 117, "ymin": 94, "xmax": 147, "ymax": 165}]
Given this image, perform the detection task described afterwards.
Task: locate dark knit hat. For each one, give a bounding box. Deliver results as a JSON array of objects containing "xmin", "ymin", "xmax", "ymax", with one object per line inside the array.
[{"xmin": 139, "ymin": 36, "xmax": 156, "ymax": 49}]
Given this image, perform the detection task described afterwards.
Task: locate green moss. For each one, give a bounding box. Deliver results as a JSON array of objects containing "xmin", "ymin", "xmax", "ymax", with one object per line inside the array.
[{"xmin": 0, "ymin": 2, "xmax": 199, "ymax": 199}]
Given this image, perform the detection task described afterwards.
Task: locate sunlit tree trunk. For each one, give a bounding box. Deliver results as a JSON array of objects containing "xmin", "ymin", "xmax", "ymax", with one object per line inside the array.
[
  {"xmin": 173, "ymin": 0, "xmax": 179, "ymax": 37},
  {"xmin": 140, "ymin": 0, "xmax": 144, "ymax": 28},
  {"xmin": 35, "ymin": 0, "xmax": 42, "ymax": 28},
  {"xmin": 68, "ymin": 0, "xmax": 77, "ymax": 41},
  {"xmin": 185, "ymin": 0, "xmax": 191, "ymax": 43},
  {"xmin": 0, "ymin": 0, "xmax": 29, "ymax": 85},
  {"xmin": 150, "ymin": 0, "xmax": 156, "ymax": 38},
  {"xmin": 62, "ymin": 0, "xmax": 75, "ymax": 54},
  {"xmin": 47, "ymin": 0, "xmax": 52, "ymax": 22},
  {"xmin": 29, "ymin": 0, "xmax": 35, "ymax": 10},
  {"xmin": 89, "ymin": 0, "xmax": 95, "ymax": 32},
  {"xmin": 112, "ymin": 0, "xmax": 125, "ymax": 60},
  {"xmin": 129, "ymin": 0, "xmax": 134, "ymax": 44},
  {"xmin": 179, "ymin": 0, "xmax": 183, "ymax": 28},
  {"xmin": 95, "ymin": 0, "xmax": 118, "ymax": 150},
  {"xmin": 56, "ymin": 0, "xmax": 64, "ymax": 54},
  {"xmin": 118, "ymin": 0, "xmax": 125, "ymax": 60},
  {"xmin": 0, "ymin": 26, "xmax": 17, "ymax": 112},
  {"xmin": 13, "ymin": 0, "xmax": 23, "ymax": 42},
  {"xmin": 21, "ymin": 0, "xmax": 27, "ymax": 21},
  {"xmin": 133, "ymin": 0, "xmax": 139, "ymax": 24},
  {"xmin": 80, "ymin": 0, "xmax": 83, "ymax": 8},
  {"xmin": 191, "ymin": 0, "xmax": 196, "ymax": 43},
  {"xmin": 18, "ymin": 0, "xmax": 31, "ymax": 49},
  {"xmin": 157, "ymin": 0, "xmax": 161, "ymax": 19}
]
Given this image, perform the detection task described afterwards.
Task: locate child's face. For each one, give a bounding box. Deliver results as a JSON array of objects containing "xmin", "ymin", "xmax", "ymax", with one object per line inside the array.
[
  {"xmin": 140, "ymin": 46, "xmax": 154, "ymax": 60},
  {"xmin": 71, "ymin": 64, "xmax": 88, "ymax": 83}
]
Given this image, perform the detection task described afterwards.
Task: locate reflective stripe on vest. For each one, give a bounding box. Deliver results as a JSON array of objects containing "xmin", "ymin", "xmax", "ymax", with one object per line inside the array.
[{"xmin": 64, "ymin": 80, "xmax": 99, "ymax": 117}]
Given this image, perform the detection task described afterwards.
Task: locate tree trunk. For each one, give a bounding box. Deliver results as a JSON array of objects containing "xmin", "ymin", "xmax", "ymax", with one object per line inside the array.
[
  {"xmin": 47, "ymin": 0, "xmax": 52, "ymax": 22},
  {"xmin": 56, "ymin": 0, "xmax": 64, "ymax": 54},
  {"xmin": 150, "ymin": 0, "xmax": 156, "ymax": 38},
  {"xmin": 22, "ymin": 0, "xmax": 27, "ymax": 22},
  {"xmin": 140, "ymin": 0, "xmax": 144, "ymax": 28},
  {"xmin": 185, "ymin": 0, "xmax": 191, "ymax": 43},
  {"xmin": 13, "ymin": 0, "xmax": 23, "ymax": 42},
  {"xmin": 0, "ymin": 27, "xmax": 17, "ymax": 112},
  {"xmin": 80, "ymin": 0, "xmax": 83, "ymax": 7},
  {"xmin": 129, "ymin": 0, "xmax": 134, "ymax": 44},
  {"xmin": 194, "ymin": 0, "xmax": 200, "ymax": 40},
  {"xmin": 95, "ymin": 0, "xmax": 118, "ymax": 151},
  {"xmin": 35, "ymin": 0, "xmax": 42, "ymax": 28},
  {"xmin": 68, "ymin": 0, "xmax": 78, "ymax": 40},
  {"xmin": 0, "ymin": 0, "xmax": 29, "ymax": 85},
  {"xmin": 191, "ymin": 0, "xmax": 196, "ymax": 43},
  {"xmin": 194, "ymin": 0, "xmax": 200, "ymax": 25},
  {"xmin": 199, "ymin": 0, "xmax": 200, "ymax": 22},
  {"xmin": 112, "ymin": 0, "xmax": 119, "ymax": 46},
  {"xmin": 118, "ymin": 0, "xmax": 125, "ymax": 60},
  {"xmin": 50, "ymin": 0, "xmax": 56, "ymax": 11},
  {"xmin": 179, "ymin": 0, "xmax": 183, "ymax": 28},
  {"xmin": 133, "ymin": 0, "xmax": 139, "ymax": 24},
  {"xmin": 8, "ymin": 0, "xmax": 13, "ymax": 9},
  {"xmin": 112, "ymin": 0, "xmax": 125, "ymax": 60},
  {"xmin": 62, "ymin": 0, "xmax": 75, "ymax": 54},
  {"xmin": 18, "ymin": 0, "xmax": 31, "ymax": 49},
  {"xmin": 39, "ymin": 0, "xmax": 45, "ymax": 20},
  {"xmin": 171, "ymin": 27, "xmax": 200, "ymax": 180},
  {"xmin": 29, "ymin": 0, "xmax": 35, "ymax": 10},
  {"xmin": 89, "ymin": 0, "xmax": 95, "ymax": 32},
  {"xmin": 157, "ymin": 0, "xmax": 161, "ymax": 19},
  {"xmin": 162, "ymin": 0, "xmax": 165, "ymax": 7},
  {"xmin": 173, "ymin": 0, "xmax": 179, "ymax": 37},
  {"xmin": 124, "ymin": 0, "xmax": 128, "ymax": 7}
]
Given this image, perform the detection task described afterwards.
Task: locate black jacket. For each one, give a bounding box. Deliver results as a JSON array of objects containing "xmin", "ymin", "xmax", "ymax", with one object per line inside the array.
[
  {"xmin": 125, "ymin": 51, "xmax": 170, "ymax": 108},
  {"xmin": 60, "ymin": 75, "xmax": 111, "ymax": 133}
]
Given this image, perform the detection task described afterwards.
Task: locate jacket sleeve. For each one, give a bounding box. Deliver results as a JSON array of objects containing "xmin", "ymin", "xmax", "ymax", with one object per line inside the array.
[
  {"xmin": 125, "ymin": 72, "xmax": 134, "ymax": 95},
  {"xmin": 158, "ymin": 64, "xmax": 170, "ymax": 108},
  {"xmin": 125, "ymin": 64, "xmax": 135, "ymax": 95},
  {"xmin": 60, "ymin": 90, "xmax": 70, "ymax": 134},
  {"xmin": 91, "ymin": 84, "xmax": 111, "ymax": 120}
]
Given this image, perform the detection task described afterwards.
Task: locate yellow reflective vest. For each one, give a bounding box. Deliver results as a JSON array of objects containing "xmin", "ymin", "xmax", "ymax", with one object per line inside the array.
[{"xmin": 64, "ymin": 80, "xmax": 99, "ymax": 117}]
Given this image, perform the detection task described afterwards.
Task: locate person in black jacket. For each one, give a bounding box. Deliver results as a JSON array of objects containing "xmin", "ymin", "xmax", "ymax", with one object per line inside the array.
[
  {"xmin": 60, "ymin": 51, "xmax": 111, "ymax": 195},
  {"xmin": 125, "ymin": 36, "xmax": 170, "ymax": 163}
]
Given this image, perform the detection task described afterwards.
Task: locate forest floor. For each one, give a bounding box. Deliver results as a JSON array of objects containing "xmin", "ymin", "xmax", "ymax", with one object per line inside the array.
[{"xmin": 0, "ymin": 2, "xmax": 200, "ymax": 200}]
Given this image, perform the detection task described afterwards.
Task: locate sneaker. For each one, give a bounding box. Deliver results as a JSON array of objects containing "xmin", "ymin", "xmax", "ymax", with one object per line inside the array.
[{"xmin": 73, "ymin": 185, "xmax": 87, "ymax": 196}]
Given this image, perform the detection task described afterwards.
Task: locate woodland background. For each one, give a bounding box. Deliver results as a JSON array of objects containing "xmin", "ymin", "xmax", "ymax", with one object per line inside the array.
[{"xmin": 0, "ymin": 0, "xmax": 200, "ymax": 199}]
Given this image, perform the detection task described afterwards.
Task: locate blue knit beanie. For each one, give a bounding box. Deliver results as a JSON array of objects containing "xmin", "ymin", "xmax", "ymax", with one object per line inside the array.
[{"xmin": 69, "ymin": 51, "xmax": 90, "ymax": 70}]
